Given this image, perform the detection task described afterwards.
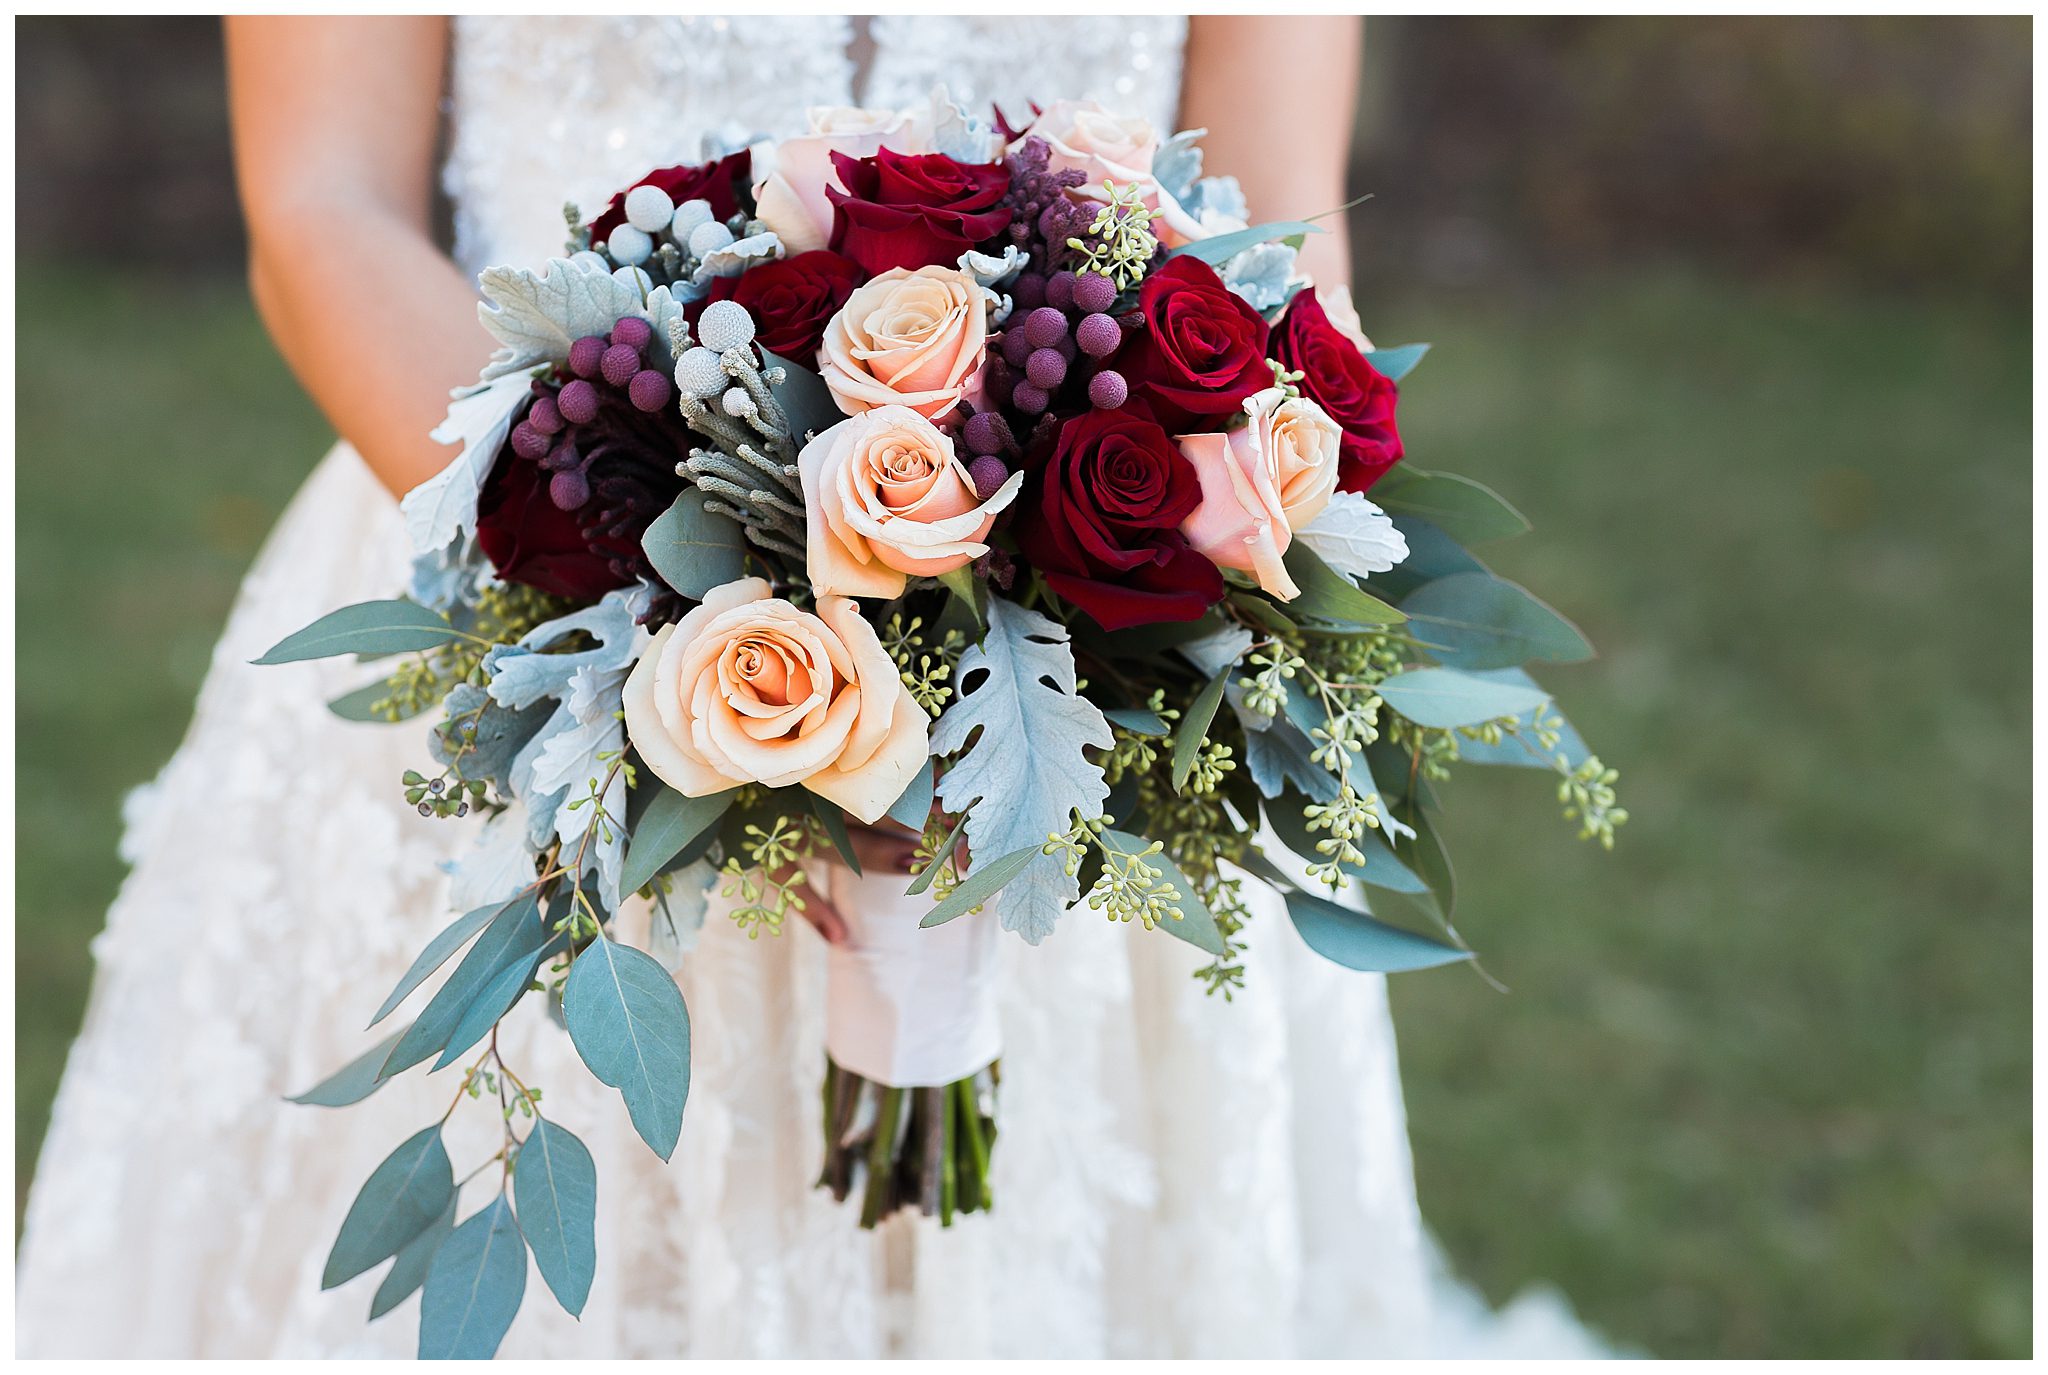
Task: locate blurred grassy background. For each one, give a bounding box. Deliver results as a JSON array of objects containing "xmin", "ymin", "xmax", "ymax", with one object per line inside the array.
[{"xmin": 13, "ymin": 15, "xmax": 2031, "ymax": 1359}]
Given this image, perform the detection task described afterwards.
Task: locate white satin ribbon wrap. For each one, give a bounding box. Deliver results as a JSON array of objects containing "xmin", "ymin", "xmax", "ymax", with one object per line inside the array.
[{"xmin": 820, "ymin": 862, "xmax": 1002, "ymax": 1087}]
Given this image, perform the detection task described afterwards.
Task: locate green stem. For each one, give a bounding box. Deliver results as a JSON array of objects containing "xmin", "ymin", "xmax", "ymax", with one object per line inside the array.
[{"xmin": 860, "ymin": 1087, "xmax": 905, "ymax": 1229}]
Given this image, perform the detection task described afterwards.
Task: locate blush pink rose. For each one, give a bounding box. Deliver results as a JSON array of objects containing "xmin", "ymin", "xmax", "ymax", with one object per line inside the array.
[
  {"xmin": 818, "ymin": 265, "xmax": 990, "ymax": 422},
  {"xmin": 1177, "ymin": 388, "xmax": 1345, "ymax": 600},
  {"xmin": 1017, "ymin": 98, "xmax": 1206, "ymax": 249},
  {"xmin": 753, "ymin": 107, "xmax": 925, "ymax": 256},
  {"xmin": 622, "ymin": 577, "xmax": 929, "ymax": 823},
  {"xmin": 800, "ymin": 405, "xmax": 1024, "ymax": 599}
]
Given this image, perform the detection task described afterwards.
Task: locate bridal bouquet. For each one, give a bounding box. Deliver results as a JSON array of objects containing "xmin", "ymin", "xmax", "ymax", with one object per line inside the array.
[{"xmin": 262, "ymin": 91, "xmax": 1625, "ymax": 1357}]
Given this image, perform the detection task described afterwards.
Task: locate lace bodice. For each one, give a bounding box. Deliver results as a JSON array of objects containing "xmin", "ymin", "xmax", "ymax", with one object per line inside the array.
[{"xmin": 443, "ymin": 15, "xmax": 1187, "ymax": 277}]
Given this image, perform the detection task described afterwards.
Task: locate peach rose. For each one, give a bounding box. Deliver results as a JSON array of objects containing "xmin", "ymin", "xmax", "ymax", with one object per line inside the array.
[
  {"xmin": 819, "ymin": 265, "xmax": 989, "ymax": 422},
  {"xmin": 800, "ymin": 405, "xmax": 1024, "ymax": 599},
  {"xmin": 623, "ymin": 577, "xmax": 929, "ymax": 823},
  {"xmin": 754, "ymin": 106, "xmax": 925, "ymax": 256},
  {"xmin": 1019, "ymin": 99, "xmax": 1205, "ymax": 249},
  {"xmin": 1177, "ymin": 387, "xmax": 1345, "ymax": 600}
]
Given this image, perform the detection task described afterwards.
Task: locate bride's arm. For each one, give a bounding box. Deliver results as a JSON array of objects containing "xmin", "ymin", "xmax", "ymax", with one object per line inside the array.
[
  {"xmin": 1179, "ymin": 16, "xmax": 1363, "ymax": 287},
  {"xmin": 226, "ymin": 17, "xmax": 490, "ymax": 499}
]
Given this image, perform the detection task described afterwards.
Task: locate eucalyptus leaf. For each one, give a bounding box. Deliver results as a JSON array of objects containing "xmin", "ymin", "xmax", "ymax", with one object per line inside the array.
[
  {"xmin": 1280, "ymin": 545, "xmax": 1406, "ymax": 628},
  {"xmin": 322, "ymin": 1126, "xmax": 454, "ymax": 1290},
  {"xmin": 1283, "ymin": 888, "xmax": 1470, "ymax": 973},
  {"xmin": 1105, "ymin": 706, "xmax": 1171, "ymax": 737},
  {"xmin": 1376, "ymin": 667, "xmax": 1552, "ymax": 730},
  {"xmin": 288, "ymin": 1029, "xmax": 410, "ymax": 1108},
  {"xmin": 381, "ymin": 891, "xmax": 544, "ymax": 1078},
  {"xmin": 810, "ymin": 795, "xmax": 862, "ymax": 875},
  {"xmin": 1168, "ymin": 219, "xmax": 1324, "ymax": 266},
  {"xmin": 433, "ymin": 927, "xmax": 568, "ymax": 1071},
  {"xmin": 369, "ymin": 1194, "xmax": 455, "ymax": 1321},
  {"xmin": 1451, "ymin": 668, "xmax": 1592, "ymax": 770},
  {"xmin": 1243, "ymin": 717, "xmax": 1339, "ymax": 802},
  {"xmin": 1371, "ymin": 516, "xmax": 1488, "ymax": 600},
  {"xmin": 619, "ymin": 787, "xmax": 733, "ymax": 898},
  {"xmin": 918, "ymin": 844, "xmax": 1040, "ymax": 929},
  {"xmin": 327, "ymin": 680, "xmax": 414, "ymax": 723},
  {"xmin": 936, "ymin": 565, "xmax": 989, "ymax": 631},
  {"xmin": 760, "ymin": 347, "xmax": 846, "ymax": 441},
  {"xmin": 884, "ymin": 761, "xmax": 936, "ymax": 833},
  {"xmin": 1365, "ymin": 342, "xmax": 1430, "ymax": 382},
  {"xmin": 1101, "ymin": 830, "xmax": 1226, "ymax": 956},
  {"xmin": 642, "ymin": 495, "xmax": 747, "ymax": 600},
  {"xmin": 418, "ymin": 1193, "xmax": 527, "ymax": 1359},
  {"xmin": 252, "ymin": 600, "xmax": 462, "ymax": 666},
  {"xmin": 1372, "ymin": 468, "xmax": 1530, "ymax": 546},
  {"xmin": 370, "ymin": 897, "xmax": 516, "ymax": 1028},
  {"xmin": 1401, "ymin": 572, "xmax": 1593, "ymax": 670},
  {"xmin": 564, "ymin": 937, "xmax": 693, "ymax": 1161},
  {"xmin": 905, "ymin": 808, "xmax": 970, "ymax": 898},
  {"xmin": 514, "ymin": 1116, "xmax": 598, "ymax": 1318},
  {"xmin": 1171, "ymin": 671, "xmax": 1230, "ymax": 793}
]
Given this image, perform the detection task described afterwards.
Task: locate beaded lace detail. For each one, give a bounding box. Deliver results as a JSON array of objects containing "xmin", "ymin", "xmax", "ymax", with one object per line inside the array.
[{"xmin": 9, "ymin": 17, "xmax": 1624, "ymax": 1359}]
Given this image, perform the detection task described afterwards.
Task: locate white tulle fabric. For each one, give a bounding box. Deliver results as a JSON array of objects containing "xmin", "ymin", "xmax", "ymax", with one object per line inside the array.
[{"xmin": 16, "ymin": 16, "xmax": 1616, "ymax": 1358}]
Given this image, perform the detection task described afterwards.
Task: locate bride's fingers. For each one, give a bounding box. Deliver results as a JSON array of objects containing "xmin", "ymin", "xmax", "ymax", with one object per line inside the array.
[
  {"xmin": 770, "ymin": 864, "xmax": 848, "ymax": 944},
  {"xmin": 847, "ymin": 820, "xmax": 923, "ymax": 874},
  {"xmin": 798, "ymin": 886, "xmax": 849, "ymax": 945}
]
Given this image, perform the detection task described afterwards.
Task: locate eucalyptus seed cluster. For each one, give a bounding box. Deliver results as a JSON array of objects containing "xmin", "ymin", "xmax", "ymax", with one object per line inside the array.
[
  {"xmin": 1137, "ymin": 774, "xmax": 1256, "ymax": 997},
  {"xmin": 882, "ymin": 613, "xmax": 966, "ymax": 718},
  {"xmin": 402, "ymin": 767, "xmax": 483, "ymax": 820},
  {"xmin": 719, "ymin": 816, "xmax": 820, "ymax": 937},
  {"xmin": 1301, "ymin": 787, "xmax": 1385, "ymax": 892},
  {"xmin": 1558, "ymin": 756, "xmax": 1628, "ymax": 849},
  {"xmin": 1065, "ymin": 179, "xmax": 1162, "ymax": 289},
  {"xmin": 1042, "ymin": 814, "xmax": 1188, "ymax": 931}
]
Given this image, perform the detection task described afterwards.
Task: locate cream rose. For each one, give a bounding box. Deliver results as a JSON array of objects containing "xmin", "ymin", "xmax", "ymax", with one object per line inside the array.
[
  {"xmin": 819, "ymin": 265, "xmax": 989, "ymax": 422},
  {"xmin": 800, "ymin": 405, "xmax": 1024, "ymax": 598},
  {"xmin": 1018, "ymin": 98, "xmax": 1205, "ymax": 248},
  {"xmin": 753, "ymin": 106, "xmax": 925, "ymax": 256},
  {"xmin": 1315, "ymin": 283, "xmax": 1375, "ymax": 354},
  {"xmin": 1177, "ymin": 387, "xmax": 1345, "ymax": 600},
  {"xmin": 623, "ymin": 577, "xmax": 929, "ymax": 823}
]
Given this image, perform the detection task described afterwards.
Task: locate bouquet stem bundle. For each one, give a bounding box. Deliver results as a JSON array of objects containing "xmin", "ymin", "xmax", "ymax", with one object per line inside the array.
[{"xmin": 819, "ymin": 1058, "xmax": 999, "ymax": 1228}]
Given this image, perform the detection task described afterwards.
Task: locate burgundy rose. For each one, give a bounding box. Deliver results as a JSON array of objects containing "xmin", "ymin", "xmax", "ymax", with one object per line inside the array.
[
  {"xmin": 826, "ymin": 147, "xmax": 1012, "ymax": 275},
  {"xmin": 587, "ymin": 150, "xmax": 754, "ymax": 244},
  {"xmin": 476, "ymin": 443, "xmax": 633, "ymax": 602},
  {"xmin": 1270, "ymin": 290, "xmax": 1404, "ymax": 492},
  {"xmin": 1013, "ymin": 408, "xmax": 1224, "ymax": 631},
  {"xmin": 696, "ymin": 250, "xmax": 864, "ymax": 366},
  {"xmin": 1115, "ymin": 255, "xmax": 1272, "ymax": 429}
]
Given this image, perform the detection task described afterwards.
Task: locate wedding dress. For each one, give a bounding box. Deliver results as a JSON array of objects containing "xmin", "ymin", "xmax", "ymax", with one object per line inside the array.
[{"xmin": 16, "ymin": 16, "xmax": 1617, "ymax": 1358}]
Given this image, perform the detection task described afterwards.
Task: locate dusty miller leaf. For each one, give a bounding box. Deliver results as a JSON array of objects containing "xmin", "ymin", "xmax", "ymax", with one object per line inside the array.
[
  {"xmin": 929, "ymin": 598, "xmax": 1112, "ymax": 943},
  {"xmin": 1296, "ymin": 491, "xmax": 1411, "ymax": 581},
  {"xmin": 402, "ymin": 370, "xmax": 536, "ymax": 555},
  {"xmin": 477, "ymin": 257, "xmax": 646, "ymax": 379}
]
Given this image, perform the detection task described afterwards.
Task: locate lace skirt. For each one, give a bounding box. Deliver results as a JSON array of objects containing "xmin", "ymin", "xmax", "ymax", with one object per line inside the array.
[{"xmin": 15, "ymin": 445, "xmax": 1442, "ymax": 1358}]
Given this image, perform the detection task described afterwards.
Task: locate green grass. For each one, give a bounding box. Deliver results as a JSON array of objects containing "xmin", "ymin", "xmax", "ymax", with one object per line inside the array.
[{"xmin": 13, "ymin": 262, "xmax": 2029, "ymax": 1357}]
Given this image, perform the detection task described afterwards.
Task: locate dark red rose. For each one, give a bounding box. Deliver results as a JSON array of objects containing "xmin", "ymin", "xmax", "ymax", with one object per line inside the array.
[
  {"xmin": 1115, "ymin": 254, "xmax": 1272, "ymax": 429},
  {"xmin": 1013, "ymin": 408, "xmax": 1224, "ymax": 631},
  {"xmin": 587, "ymin": 150, "xmax": 754, "ymax": 243},
  {"xmin": 476, "ymin": 443, "xmax": 633, "ymax": 602},
  {"xmin": 826, "ymin": 147, "xmax": 1012, "ymax": 275},
  {"xmin": 1270, "ymin": 289, "xmax": 1404, "ymax": 491},
  {"xmin": 695, "ymin": 250, "xmax": 864, "ymax": 366}
]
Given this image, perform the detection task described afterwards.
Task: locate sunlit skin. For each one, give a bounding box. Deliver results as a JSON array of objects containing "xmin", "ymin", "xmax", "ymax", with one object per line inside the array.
[{"xmin": 224, "ymin": 16, "xmax": 1361, "ymax": 934}]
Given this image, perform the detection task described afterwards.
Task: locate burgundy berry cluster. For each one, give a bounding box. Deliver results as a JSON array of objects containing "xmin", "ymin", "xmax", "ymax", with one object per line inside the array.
[{"xmin": 985, "ymin": 268, "xmax": 1128, "ymax": 420}]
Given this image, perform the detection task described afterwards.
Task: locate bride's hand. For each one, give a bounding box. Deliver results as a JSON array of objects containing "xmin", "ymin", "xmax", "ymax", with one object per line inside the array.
[{"xmin": 775, "ymin": 819, "xmax": 926, "ymax": 945}]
